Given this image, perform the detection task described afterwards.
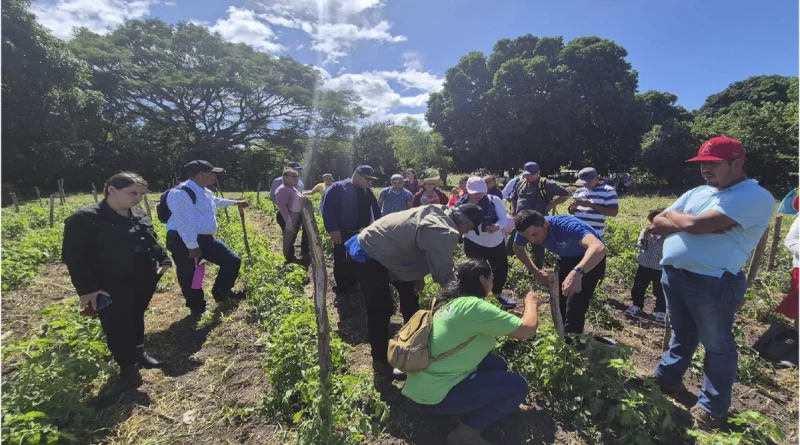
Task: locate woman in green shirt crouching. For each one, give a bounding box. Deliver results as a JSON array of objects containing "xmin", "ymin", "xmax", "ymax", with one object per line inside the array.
[{"xmin": 402, "ymin": 259, "xmax": 540, "ymax": 445}]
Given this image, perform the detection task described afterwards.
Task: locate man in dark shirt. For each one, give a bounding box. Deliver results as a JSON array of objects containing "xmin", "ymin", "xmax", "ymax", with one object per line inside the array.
[
  {"xmin": 321, "ymin": 165, "xmax": 381, "ymax": 306},
  {"xmin": 484, "ymin": 175, "xmax": 503, "ymax": 199},
  {"xmin": 509, "ymin": 162, "xmax": 571, "ymax": 268}
]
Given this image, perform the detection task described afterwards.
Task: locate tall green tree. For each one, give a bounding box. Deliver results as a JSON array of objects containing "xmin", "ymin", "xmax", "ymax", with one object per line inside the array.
[
  {"xmin": 352, "ymin": 122, "xmax": 397, "ymax": 183},
  {"xmin": 2, "ymin": 0, "xmax": 104, "ymax": 188},
  {"xmin": 389, "ymin": 117, "xmax": 452, "ymax": 179}
]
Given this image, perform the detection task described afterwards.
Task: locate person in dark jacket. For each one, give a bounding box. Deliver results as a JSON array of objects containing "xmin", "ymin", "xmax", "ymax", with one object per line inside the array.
[
  {"xmin": 62, "ymin": 172, "xmax": 172, "ymax": 397},
  {"xmin": 321, "ymin": 165, "xmax": 381, "ymax": 306}
]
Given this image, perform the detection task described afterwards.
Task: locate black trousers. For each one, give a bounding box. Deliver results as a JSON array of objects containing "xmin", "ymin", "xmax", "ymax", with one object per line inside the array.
[
  {"xmin": 351, "ymin": 258, "xmax": 420, "ymax": 361},
  {"xmin": 282, "ymin": 211, "xmax": 310, "ymax": 261},
  {"xmin": 506, "ymin": 231, "xmax": 545, "ymax": 268},
  {"xmin": 464, "ymin": 238, "xmax": 508, "ymax": 294},
  {"xmin": 557, "ymin": 256, "xmax": 606, "ymax": 335},
  {"xmin": 166, "ymin": 231, "xmax": 241, "ymax": 312},
  {"xmin": 631, "ymin": 265, "xmax": 666, "ymax": 312},
  {"xmin": 98, "ymin": 258, "xmax": 160, "ymax": 367},
  {"xmin": 332, "ymin": 230, "xmax": 359, "ymax": 294},
  {"xmin": 276, "ymin": 211, "xmax": 286, "ymax": 232}
]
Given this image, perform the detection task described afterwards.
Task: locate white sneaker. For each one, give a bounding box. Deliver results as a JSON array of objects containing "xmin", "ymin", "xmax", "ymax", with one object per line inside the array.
[
  {"xmin": 655, "ymin": 312, "xmax": 666, "ymax": 323},
  {"xmin": 625, "ymin": 305, "xmax": 642, "ymax": 317}
]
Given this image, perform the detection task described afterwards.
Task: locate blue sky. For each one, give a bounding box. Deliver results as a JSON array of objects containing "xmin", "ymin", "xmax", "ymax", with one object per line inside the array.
[{"xmin": 32, "ymin": 0, "xmax": 799, "ymax": 126}]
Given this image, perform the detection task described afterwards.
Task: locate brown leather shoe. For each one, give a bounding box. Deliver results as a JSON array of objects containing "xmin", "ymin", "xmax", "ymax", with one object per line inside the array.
[
  {"xmin": 691, "ymin": 406, "xmax": 726, "ymax": 429},
  {"xmin": 371, "ymin": 360, "xmax": 406, "ymax": 381}
]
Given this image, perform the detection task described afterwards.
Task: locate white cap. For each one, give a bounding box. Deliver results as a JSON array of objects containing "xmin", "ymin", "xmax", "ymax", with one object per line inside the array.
[{"xmin": 466, "ymin": 176, "xmax": 487, "ymax": 194}]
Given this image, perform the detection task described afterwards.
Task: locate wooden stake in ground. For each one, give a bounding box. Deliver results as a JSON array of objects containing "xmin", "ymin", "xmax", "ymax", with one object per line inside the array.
[
  {"xmin": 240, "ymin": 182, "xmax": 246, "ymax": 200},
  {"xmin": 661, "ymin": 312, "xmax": 671, "ymax": 352},
  {"xmin": 256, "ymin": 181, "xmax": 261, "ymax": 205},
  {"xmin": 49, "ymin": 195, "xmax": 56, "ymax": 228},
  {"xmin": 10, "ymin": 192, "xmax": 20, "ymax": 213},
  {"xmin": 238, "ymin": 206, "xmax": 252, "ymax": 264},
  {"xmin": 215, "ymin": 182, "xmax": 231, "ymax": 223},
  {"xmin": 34, "ymin": 186, "xmax": 42, "ymax": 207},
  {"xmin": 142, "ymin": 194, "xmax": 153, "ymax": 221},
  {"xmin": 767, "ymin": 215, "xmax": 783, "ymax": 271},
  {"xmin": 91, "ymin": 183, "xmax": 98, "ymax": 203},
  {"xmin": 547, "ymin": 263, "xmax": 565, "ymax": 338},
  {"xmin": 746, "ymin": 227, "xmax": 770, "ymax": 287},
  {"xmin": 59, "ymin": 178, "xmax": 66, "ymax": 205},
  {"xmin": 301, "ymin": 197, "xmax": 333, "ymax": 436}
]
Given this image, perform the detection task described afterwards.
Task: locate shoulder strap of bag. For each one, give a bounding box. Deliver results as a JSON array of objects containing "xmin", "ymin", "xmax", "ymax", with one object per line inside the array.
[
  {"xmin": 435, "ymin": 336, "xmax": 477, "ymax": 361},
  {"xmin": 179, "ymin": 185, "xmax": 197, "ymax": 204},
  {"xmin": 538, "ymin": 177, "xmax": 548, "ymax": 200}
]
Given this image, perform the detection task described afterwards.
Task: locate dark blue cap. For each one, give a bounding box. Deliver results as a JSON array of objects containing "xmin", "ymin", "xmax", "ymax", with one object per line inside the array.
[
  {"xmin": 288, "ymin": 162, "xmax": 303, "ymax": 169},
  {"xmin": 523, "ymin": 162, "xmax": 540, "ymax": 175},
  {"xmin": 355, "ymin": 165, "xmax": 377, "ymax": 179}
]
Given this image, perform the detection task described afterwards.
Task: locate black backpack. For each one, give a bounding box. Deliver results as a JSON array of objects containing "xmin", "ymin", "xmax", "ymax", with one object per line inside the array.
[{"xmin": 156, "ymin": 185, "xmax": 197, "ymax": 223}]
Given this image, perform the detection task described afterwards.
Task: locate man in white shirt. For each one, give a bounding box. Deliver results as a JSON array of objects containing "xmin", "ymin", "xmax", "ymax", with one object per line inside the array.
[{"xmin": 165, "ymin": 160, "xmax": 249, "ymax": 315}]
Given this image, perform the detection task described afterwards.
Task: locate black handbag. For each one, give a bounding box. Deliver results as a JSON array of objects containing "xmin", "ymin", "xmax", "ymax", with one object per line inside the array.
[{"xmin": 752, "ymin": 322, "xmax": 798, "ymax": 367}]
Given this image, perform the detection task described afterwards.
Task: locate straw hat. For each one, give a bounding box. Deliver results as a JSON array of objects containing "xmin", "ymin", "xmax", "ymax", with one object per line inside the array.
[{"xmin": 421, "ymin": 177, "xmax": 440, "ymax": 186}]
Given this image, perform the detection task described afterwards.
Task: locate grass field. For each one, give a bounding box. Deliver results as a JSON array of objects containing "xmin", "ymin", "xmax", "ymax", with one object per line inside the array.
[{"xmin": 1, "ymin": 191, "xmax": 797, "ymax": 444}]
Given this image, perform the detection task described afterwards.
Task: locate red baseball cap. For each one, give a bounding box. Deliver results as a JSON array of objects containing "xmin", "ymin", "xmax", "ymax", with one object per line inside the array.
[{"xmin": 686, "ymin": 137, "xmax": 746, "ymax": 163}]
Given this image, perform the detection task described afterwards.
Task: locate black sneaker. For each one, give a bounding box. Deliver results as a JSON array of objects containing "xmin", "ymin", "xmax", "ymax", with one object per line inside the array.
[
  {"xmin": 495, "ymin": 293, "xmax": 517, "ymax": 309},
  {"xmin": 137, "ymin": 346, "xmax": 165, "ymax": 369},
  {"xmin": 229, "ymin": 290, "xmax": 246, "ymax": 300}
]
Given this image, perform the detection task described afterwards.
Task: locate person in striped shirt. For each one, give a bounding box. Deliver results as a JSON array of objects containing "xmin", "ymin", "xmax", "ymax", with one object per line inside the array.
[{"xmin": 568, "ymin": 167, "xmax": 619, "ymax": 236}]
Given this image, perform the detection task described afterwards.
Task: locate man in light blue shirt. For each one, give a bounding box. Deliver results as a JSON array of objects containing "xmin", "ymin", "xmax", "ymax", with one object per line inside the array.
[
  {"xmin": 378, "ymin": 174, "xmax": 413, "ymax": 216},
  {"xmin": 270, "ymin": 162, "xmax": 305, "ymax": 231},
  {"xmin": 648, "ymin": 137, "xmax": 774, "ymax": 427}
]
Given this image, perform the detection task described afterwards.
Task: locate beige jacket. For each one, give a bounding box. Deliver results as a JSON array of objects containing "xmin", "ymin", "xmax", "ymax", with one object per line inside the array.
[{"xmin": 358, "ymin": 205, "xmax": 460, "ymax": 284}]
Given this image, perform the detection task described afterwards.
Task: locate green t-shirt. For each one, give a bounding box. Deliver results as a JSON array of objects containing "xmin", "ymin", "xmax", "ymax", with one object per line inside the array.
[
  {"xmin": 401, "ymin": 296, "xmax": 523, "ymax": 405},
  {"xmin": 311, "ymin": 183, "xmax": 326, "ymax": 194}
]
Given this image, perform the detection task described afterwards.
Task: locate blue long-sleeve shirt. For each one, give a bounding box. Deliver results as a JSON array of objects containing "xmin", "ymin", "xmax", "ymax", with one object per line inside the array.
[{"xmin": 321, "ymin": 179, "xmax": 380, "ymax": 233}]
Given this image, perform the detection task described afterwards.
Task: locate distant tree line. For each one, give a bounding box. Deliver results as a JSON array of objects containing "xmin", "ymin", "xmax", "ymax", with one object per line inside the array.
[{"xmin": 2, "ymin": 0, "xmax": 796, "ymax": 197}]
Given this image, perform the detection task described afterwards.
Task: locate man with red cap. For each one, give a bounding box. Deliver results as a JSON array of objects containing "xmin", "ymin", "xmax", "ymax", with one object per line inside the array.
[{"xmin": 648, "ymin": 137, "xmax": 774, "ymax": 427}]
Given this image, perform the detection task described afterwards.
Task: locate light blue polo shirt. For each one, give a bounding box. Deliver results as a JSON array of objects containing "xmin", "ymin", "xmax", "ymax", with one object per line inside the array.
[{"xmin": 661, "ymin": 179, "xmax": 774, "ymax": 277}]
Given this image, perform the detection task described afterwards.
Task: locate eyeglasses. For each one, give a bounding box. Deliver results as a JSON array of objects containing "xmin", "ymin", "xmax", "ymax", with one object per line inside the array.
[{"xmin": 286, "ymin": 175, "xmax": 299, "ymax": 178}]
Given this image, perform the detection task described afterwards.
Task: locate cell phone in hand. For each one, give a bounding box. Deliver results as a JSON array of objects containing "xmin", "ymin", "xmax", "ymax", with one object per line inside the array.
[{"xmin": 80, "ymin": 294, "xmax": 112, "ymax": 317}]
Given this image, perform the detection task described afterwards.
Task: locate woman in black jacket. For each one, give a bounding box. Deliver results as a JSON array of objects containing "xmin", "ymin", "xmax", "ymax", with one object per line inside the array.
[{"xmin": 62, "ymin": 172, "xmax": 172, "ymax": 395}]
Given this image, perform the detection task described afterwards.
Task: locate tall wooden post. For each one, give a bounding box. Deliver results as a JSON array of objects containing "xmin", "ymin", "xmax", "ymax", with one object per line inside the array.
[
  {"xmin": 34, "ymin": 187, "xmax": 42, "ymax": 207},
  {"xmin": 238, "ymin": 207, "xmax": 252, "ymax": 264},
  {"xmin": 746, "ymin": 228, "xmax": 770, "ymax": 287},
  {"xmin": 58, "ymin": 179, "xmax": 66, "ymax": 205},
  {"xmin": 49, "ymin": 195, "xmax": 56, "ymax": 228},
  {"xmin": 91, "ymin": 183, "xmax": 98, "ymax": 203},
  {"xmin": 767, "ymin": 216, "xmax": 784, "ymax": 271},
  {"xmin": 256, "ymin": 181, "xmax": 262, "ymax": 205},
  {"xmin": 661, "ymin": 313, "xmax": 672, "ymax": 351},
  {"xmin": 10, "ymin": 192, "xmax": 20, "ymax": 213},
  {"xmin": 215, "ymin": 182, "xmax": 230, "ymax": 223},
  {"xmin": 548, "ymin": 262, "xmax": 565, "ymax": 338},
  {"xmin": 301, "ymin": 197, "xmax": 332, "ymax": 436},
  {"xmin": 142, "ymin": 194, "xmax": 153, "ymax": 221}
]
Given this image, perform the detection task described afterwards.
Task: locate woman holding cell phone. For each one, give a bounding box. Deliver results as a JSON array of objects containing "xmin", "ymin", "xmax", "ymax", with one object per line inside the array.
[{"xmin": 62, "ymin": 172, "xmax": 172, "ymax": 397}]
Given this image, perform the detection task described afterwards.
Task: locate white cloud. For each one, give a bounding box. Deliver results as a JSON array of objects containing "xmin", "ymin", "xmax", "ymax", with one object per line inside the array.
[
  {"xmin": 209, "ymin": 6, "xmax": 285, "ymax": 53},
  {"xmin": 402, "ymin": 51, "xmax": 423, "ymax": 71},
  {"xmin": 378, "ymin": 69, "xmax": 443, "ymax": 93},
  {"xmin": 164, "ymin": 1, "xmax": 176, "ymax": 6},
  {"xmin": 31, "ymin": 0, "xmax": 153, "ymax": 39},
  {"xmin": 311, "ymin": 21, "xmax": 406, "ymax": 63},
  {"xmin": 257, "ymin": 0, "xmax": 404, "ymax": 63}
]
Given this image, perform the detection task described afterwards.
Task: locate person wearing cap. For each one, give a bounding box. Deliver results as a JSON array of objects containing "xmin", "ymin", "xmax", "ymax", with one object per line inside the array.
[
  {"xmin": 165, "ymin": 160, "xmax": 249, "ymax": 315},
  {"xmin": 320, "ymin": 165, "xmax": 381, "ymax": 306},
  {"xmin": 513, "ymin": 210, "xmax": 607, "ymax": 335},
  {"xmin": 508, "ymin": 162, "xmax": 571, "ymax": 266},
  {"xmin": 344, "ymin": 203, "xmax": 485, "ymax": 378},
  {"xmin": 275, "ymin": 168, "xmax": 310, "ymax": 265},
  {"xmin": 647, "ymin": 137, "xmax": 774, "ymax": 427},
  {"xmin": 303, "ymin": 173, "xmax": 334, "ymax": 197},
  {"xmin": 456, "ymin": 176, "xmax": 515, "ymax": 309},
  {"xmin": 568, "ymin": 167, "xmax": 619, "ymax": 237},
  {"xmin": 776, "ymin": 196, "xmax": 799, "ymax": 329},
  {"xmin": 270, "ymin": 162, "xmax": 305, "ymax": 232},
  {"xmin": 378, "ymin": 174, "xmax": 414, "ymax": 216},
  {"xmin": 412, "ymin": 178, "xmax": 448, "ymax": 207}
]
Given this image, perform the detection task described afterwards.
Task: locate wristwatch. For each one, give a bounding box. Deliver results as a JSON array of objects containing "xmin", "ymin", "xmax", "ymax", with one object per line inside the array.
[{"xmin": 573, "ymin": 267, "xmax": 586, "ymax": 276}]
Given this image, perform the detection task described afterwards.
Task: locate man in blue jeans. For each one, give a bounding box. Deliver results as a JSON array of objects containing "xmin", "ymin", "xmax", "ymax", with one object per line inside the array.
[
  {"xmin": 166, "ymin": 161, "xmax": 250, "ymax": 316},
  {"xmin": 649, "ymin": 137, "xmax": 774, "ymax": 427}
]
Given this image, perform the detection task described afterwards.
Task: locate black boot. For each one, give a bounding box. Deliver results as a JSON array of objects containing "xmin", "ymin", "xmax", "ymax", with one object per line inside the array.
[
  {"xmin": 108, "ymin": 364, "xmax": 143, "ymax": 396},
  {"xmin": 137, "ymin": 346, "xmax": 165, "ymax": 369}
]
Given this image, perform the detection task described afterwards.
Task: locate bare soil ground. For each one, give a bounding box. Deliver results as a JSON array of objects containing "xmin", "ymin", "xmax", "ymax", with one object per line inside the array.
[{"xmin": 4, "ymin": 205, "xmax": 797, "ymax": 444}]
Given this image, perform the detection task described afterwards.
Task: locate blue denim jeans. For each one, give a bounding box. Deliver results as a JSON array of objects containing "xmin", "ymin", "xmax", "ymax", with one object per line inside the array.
[
  {"xmin": 420, "ymin": 354, "xmax": 527, "ymax": 429},
  {"xmin": 653, "ymin": 265, "xmax": 747, "ymax": 417}
]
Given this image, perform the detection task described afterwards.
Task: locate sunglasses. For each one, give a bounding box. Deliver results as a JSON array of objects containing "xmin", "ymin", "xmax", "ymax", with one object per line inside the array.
[{"xmin": 285, "ymin": 175, "xmax": 299, "ymax": 178}]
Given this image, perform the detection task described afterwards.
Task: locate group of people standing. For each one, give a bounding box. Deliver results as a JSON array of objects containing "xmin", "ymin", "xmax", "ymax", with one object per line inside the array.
[{"xmin": 59, "ymin": 135, "xmax": 791, "ymax": 444}]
